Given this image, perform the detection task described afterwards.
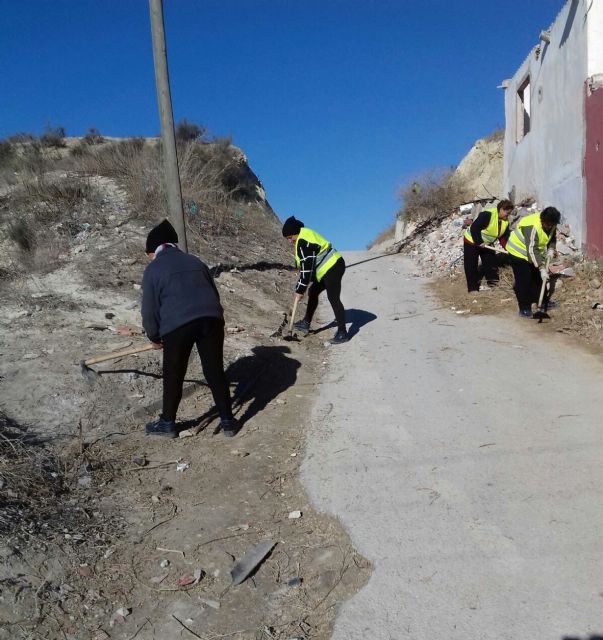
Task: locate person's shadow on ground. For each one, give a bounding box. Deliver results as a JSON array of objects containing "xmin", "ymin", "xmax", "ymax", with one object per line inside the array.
[
  {"xmin": 311, "ymin": 308, "xmax": 377, "ymax": 339},
  {"xmin": 189, "ymin": 345, "xmax": 301, "ymax": 435}
]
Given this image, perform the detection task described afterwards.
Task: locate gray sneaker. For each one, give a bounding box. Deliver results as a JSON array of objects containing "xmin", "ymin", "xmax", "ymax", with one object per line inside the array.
[
  {"xmin": 221, "ymin": 418, "xmax": 240, "ymax": 438},
  {"xmin": 145, "ymin": 417, "xmax": 177, "ymax": 438},
  {"xmin": 329, "ymin": 330, "xmax": 350, "ymax": 344}
]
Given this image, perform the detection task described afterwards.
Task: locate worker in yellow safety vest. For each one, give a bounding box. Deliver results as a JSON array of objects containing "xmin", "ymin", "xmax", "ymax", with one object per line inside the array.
[
  {"xmin": 463, "ymin": 199, "xmax": 513, "ymax": 292},
  {"xmin": 506, "ymin": 207, "xmax": 561, "ymax": 317},
  {"xmin": 281, "ymin": 216, "xmax": 349, "ymax": 344}
]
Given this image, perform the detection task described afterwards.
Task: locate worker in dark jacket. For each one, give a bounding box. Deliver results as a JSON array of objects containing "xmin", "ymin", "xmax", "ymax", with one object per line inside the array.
[
  {"xmin": 282, "ymin": 216, "xmax": 349, "ymax": 344},
  {"xmin": 141, "ymin": 220, "xmax": 237, "ymax": 438},
  {"xmin": 506, "ymin": 207, "xmax": 561, "ymax": 317},
  {"xmin": 463, "ymin": 199, "xmax": 513, "ymax": 292}
]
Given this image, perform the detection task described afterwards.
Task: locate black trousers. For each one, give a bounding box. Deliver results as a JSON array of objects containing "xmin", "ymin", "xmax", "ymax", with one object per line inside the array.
[
  {"xmin": 304, "ymin": 257, "xmax": 346, "ymax": 332},
  {"xmin": 509, "ymin": 256, "xmax": 554, "ymax": 312},
  {"xmin": 463, "ymin": 242, "xmax": 500, "ymax": 292},
  {"xmin": 161, "ymin": 317, "xmax": 232, "ymax": 422}
]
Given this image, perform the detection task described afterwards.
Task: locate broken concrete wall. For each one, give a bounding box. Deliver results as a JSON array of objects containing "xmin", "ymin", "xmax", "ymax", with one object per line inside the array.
[
  {"xmin": 503, "ymin": 0, "xmax": 588, "ymax": 246},
  {"xmin": 585, "ymin": 0, "xmax": 603, "ymax": 256}
]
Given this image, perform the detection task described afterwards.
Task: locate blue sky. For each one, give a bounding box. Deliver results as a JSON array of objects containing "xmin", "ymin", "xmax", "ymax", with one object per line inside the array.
[{"xmin": 0, "ymin": 1, "xmax": 563, "ymax": 249}]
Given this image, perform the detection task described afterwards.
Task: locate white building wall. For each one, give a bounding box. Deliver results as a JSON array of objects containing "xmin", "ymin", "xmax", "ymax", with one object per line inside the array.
[
  {"xmin": 503, "ymin": 0, "xmax": 589, "ymax": 244},
  {"xmin": 587, "ymin": 0, "xmax": 603, "ymax": 76}
]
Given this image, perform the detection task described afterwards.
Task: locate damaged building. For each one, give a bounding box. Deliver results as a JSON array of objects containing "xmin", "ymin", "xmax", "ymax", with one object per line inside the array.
[{"xmin": 502, "ymin": 0, "xmax": 603, "ymax": 256}]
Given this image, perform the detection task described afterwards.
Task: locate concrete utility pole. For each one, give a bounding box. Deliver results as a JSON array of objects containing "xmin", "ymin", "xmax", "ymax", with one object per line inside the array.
[{"xmin": 148, "ymin": 0, "xmax": 188, "ymax": 251}]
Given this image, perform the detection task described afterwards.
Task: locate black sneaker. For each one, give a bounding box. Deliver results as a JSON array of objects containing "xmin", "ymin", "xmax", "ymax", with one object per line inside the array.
[
  {"xmin": 293, "ymin": 319, "xmax": 310, "ymax": 335},
  {"xmin": 518, "ymin": 308, "xmax": 532, "ymax": 319},
  {"xmin": 221, "ymin": 418, "xmax": 240, "ymax": 438},
  {"xmin": 329, "ymin": 330, "xmax": 350, "ymax": 344},
  {"xmin": 145, "ymin": 417, "xmax": 177, "ymax": 438}
]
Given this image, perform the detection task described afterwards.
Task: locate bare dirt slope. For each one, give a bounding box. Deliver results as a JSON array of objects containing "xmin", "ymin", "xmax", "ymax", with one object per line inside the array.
[{"xmin": 0, "ymin": 170, "xmax": 369, "ymax": 639}]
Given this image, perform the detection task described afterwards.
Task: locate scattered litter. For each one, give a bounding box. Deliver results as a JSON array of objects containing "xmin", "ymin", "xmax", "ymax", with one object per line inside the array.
[
  {"xmin": 593, "ymin": 303, "xmax": 603, "ymax": 310},
  {"xmin": 150, "ymin": 573, "xmax": 169, "ymax": 584},
  {"xmin": 159, "ymin": 559, "xmax": 170, "ymax": 568},
  {"xmin": 456, "ymin": 310, "xmax": 470, "ymax": 315},
  {"xmin": 290, "ymin": 453, "xmax": 297, "ymax": 457},
  {"xmin": 226, "ymin": 326, "xmax": 245, "ymax": 334},
  {"xmin": 288, "ymin": 510, "xmax": 302, "ymax": 519},
  {"xmin": 199, "ymin": 597, "xmax": 220, "ymax": 609},
  {"xmin": 176, "ymin": 461, "xmax": 190, "ymax": 472},
  {"xmin": 85, "ymin": 323, "xmax": 109, "ymax": 331},
  {"xmin": 231, "ymin": 539, "xmax": 276, "ymax": 586},
  {"xmin": 133, "ymin": 284, "xmax": 141, "ymax": 290},
  {"xmin": 115, "ymin": 325, "xmax": 143, "ymax": 336},
  {"xmin": 157, "ymin": 547, "xmax": 185, "ymax": 558},
  {"xmin": 93, "ymin": 631, "xmax": 110, "ymax": 640},
  {"xmin": 287, "ymin": 577, "xmax": 303, "ymax": 588},
  {"xmin": 151, "ymin": 495, "xmax": 160, "ymax": 503},
  {"xmin": 193, "ymin": 568, "xmax": 205, "ymax": 583},
  {"xmin": 105, "ymin": 312, "xmax": 115, "ymax": 319},
  {"xmin": 22, "ymin": 353, "xmax": 40, "ymax": 360},
  {"xmin": 227, "ymin": 524, "xmax": 250, "ymax": 532},
  {"xmin": 78, "ymin": 564, "xmax": 93, "ymax": 578},
  {"xmin": 230, "ymin": 449, "xmax": 249, "ymax": 457},
  {"xmin": 177, "ymin": 573, "xmax": 196, "ymax": 587},
  {"xmin": 103, "ymin": 548, "xmax": 115, "ymax": 559},
  {"xmin": 132, "ymin": 455, "xmax": 147, "ymax": 467}
]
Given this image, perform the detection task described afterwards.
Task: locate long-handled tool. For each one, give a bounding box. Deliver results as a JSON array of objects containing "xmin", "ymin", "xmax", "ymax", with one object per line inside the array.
[
  {"xmin": 80, "ymin": 343, "xmax": 156, "ymax": 383},
  {"xmin": 533, "ymin": 255, "xmax": 552, "ymax": 322},
  {"xmin": 480, "ymin": 244, "xmax": 507, "ymax": 255},
  {"xmin": 283, "ymin": 297, "xmax": 300, "ymax": 342}
]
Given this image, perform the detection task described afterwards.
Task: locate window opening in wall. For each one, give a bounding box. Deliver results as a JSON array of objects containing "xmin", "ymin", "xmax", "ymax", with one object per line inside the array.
[{"xmin": 516, "ymin": 76, "xmax": 531, "ymax": 142}]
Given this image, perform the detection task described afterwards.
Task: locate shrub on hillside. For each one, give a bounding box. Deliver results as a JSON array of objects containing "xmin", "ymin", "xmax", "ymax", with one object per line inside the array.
[
  {"xmin": 0, "ymin": 140, "xmax": 15, "ymax": 168},
  {"xmin": 40, "ymin": 125, "xmax": 66, "ymax": 148},
  {"xmin": 83, "ymin": 127, "xmax": 105, "ymax": 145},
  {"xmin": 7, "ymin": 132, "xmax": 35, "ymax": 144},
  {"xmin": 175, "ymin": 119, "xmax": 207, "ymax": 143},
  {"xmin": 398, "ymin": 170, "xmax": 470, "ymax": 224}
]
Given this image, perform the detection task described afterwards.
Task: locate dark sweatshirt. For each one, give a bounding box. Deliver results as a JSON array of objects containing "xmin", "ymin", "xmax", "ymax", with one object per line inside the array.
[
  {"xmin": 141, "ymin": 246, "xmax": 223, "ymax": 342},
  {"xmin": 467, "ymin": 210, "xmax": 511, "ymax": 247}
]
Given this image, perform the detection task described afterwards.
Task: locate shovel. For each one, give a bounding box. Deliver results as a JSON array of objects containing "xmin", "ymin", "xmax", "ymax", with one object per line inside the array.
[
  {"xmin": 533, "ymin": 255, "xmax": 552, "ymax": 322},
  {"xmin": 480, "ymin": 244, "xmax": 507, "ymax": 255},
  {"xmin": 81, "ymin": 343, "xmax": 156, "ymax": 383},
  {"xmin": 283, "ymin": 297, "xmax": 300, "ymax": 342}
]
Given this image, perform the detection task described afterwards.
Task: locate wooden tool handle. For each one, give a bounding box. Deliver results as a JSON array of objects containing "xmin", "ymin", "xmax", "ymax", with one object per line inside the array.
[
  {"xmin": 84, "ymin": 343, "xmax": 156, "ymax": 366},
  {"xmin": 481, "ymin": 244, "xmax": 506, "ymax": 254},
  {"xmin": 537, "ymin": 255, "xmax": 552, "ymax": 309},
  {"xmin": 288, "ymin": 297, "xmax": 299, "ymax": 333}
]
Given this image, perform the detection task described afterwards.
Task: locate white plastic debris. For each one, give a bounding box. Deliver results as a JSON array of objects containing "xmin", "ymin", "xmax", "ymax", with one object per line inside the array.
[
  {"xmin": 176, "ymin": 461, "xmax": 190, "ymax": 472},
  {"xmin": 288, "ymin": 510, "xmax": 302, "ymax": 519}
]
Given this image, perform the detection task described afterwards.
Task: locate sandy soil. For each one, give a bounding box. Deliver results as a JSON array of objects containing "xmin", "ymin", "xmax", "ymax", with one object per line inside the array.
[{"xmin": 0, "ymin": 177, "xmax": 370, "ymax": 639}]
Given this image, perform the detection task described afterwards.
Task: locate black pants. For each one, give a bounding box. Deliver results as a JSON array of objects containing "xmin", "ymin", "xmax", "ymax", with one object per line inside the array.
[
  {"xmin": 463, "ymin": 242, "xmax": 500, "ymax": 292},
  {"xmin": 304, "ymin": 257, "xmax": 346, "ymax": 332},
  {"xmin": 509, "ymin": 256, "xmax": 554, "ymax": 312},
  {"xmin": 161, "ymin": 317, "xmax": 232, "ymax": 422}
]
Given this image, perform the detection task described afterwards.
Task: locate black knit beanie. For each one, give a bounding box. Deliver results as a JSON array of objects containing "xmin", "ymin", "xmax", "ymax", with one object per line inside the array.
[
  {"xmin": 282, "ymin": 216, "xmax": 304, "ymax": 237},
  {"xmin": 146, "ymin": 219, "xmax": 179, "ymax": 253}
]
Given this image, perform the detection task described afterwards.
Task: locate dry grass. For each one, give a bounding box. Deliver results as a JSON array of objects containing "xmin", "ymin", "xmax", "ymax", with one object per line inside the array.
[
  {"xmin": 367, "ymin": 221, "xmax": 395, "ymax": 249},
  {"xmin": 398, "ymin": 169, "xmax": 470, "ymax": 224}
]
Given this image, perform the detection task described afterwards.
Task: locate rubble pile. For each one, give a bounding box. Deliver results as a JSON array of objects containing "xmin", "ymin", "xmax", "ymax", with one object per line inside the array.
[{"xmin": 398, "ymin": 202, "xmax": 583, "ymax": 277}]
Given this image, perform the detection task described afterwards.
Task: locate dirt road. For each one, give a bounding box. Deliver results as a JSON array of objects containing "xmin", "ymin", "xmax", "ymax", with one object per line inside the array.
[{"xmin": 303, "ymin": 252, "xmax": 603, "ymax": 640}]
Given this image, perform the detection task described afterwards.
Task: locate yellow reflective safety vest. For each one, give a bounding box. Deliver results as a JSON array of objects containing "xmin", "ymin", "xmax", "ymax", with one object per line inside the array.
[
  {"xmin": 294, "ymin": 227, "xmax": 342, "ymax": 282},
  {"xmin": 506, "ymin": 212, "xmax": 553, "ymax": 263},
  {"xmin": 463, "ymin": 207, "xmax": 509, "ymax": 245}
]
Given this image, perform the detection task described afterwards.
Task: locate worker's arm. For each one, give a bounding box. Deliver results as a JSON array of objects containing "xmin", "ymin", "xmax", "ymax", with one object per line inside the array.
[
  {"xmin": 295, "ymin": 239, "xmax": 321, "ymax": 294},
  {"xmin": 469, "ymin": 211, "xmax": 491, "ymax": 245},
  {"xmin": 521, "ymin": 225, "xmax": 543, "ymax": 268},
  {"xmin": 499, "ymin": 225, "xmax": 511, "ymax": 249},
  {"xmin": 141, "ymin": 268, "xmax": 161, "ymax": 343}
]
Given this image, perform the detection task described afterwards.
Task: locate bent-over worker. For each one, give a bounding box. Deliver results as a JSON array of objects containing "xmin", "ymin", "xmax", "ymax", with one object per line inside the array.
[
  {"xmin": 463, "ymin": 199, "xmax": 513, "ymax": 292},
  {"xmin": 282, "ymin": 216, "xmax": 349, "ymax": 344},
  {"xmin": 506, "ymin": 207, "xmax": 561, "ymax": 318},
  {"xmin": 141, "ymin": 219, "xmax": 238, "ymax": 438}
]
